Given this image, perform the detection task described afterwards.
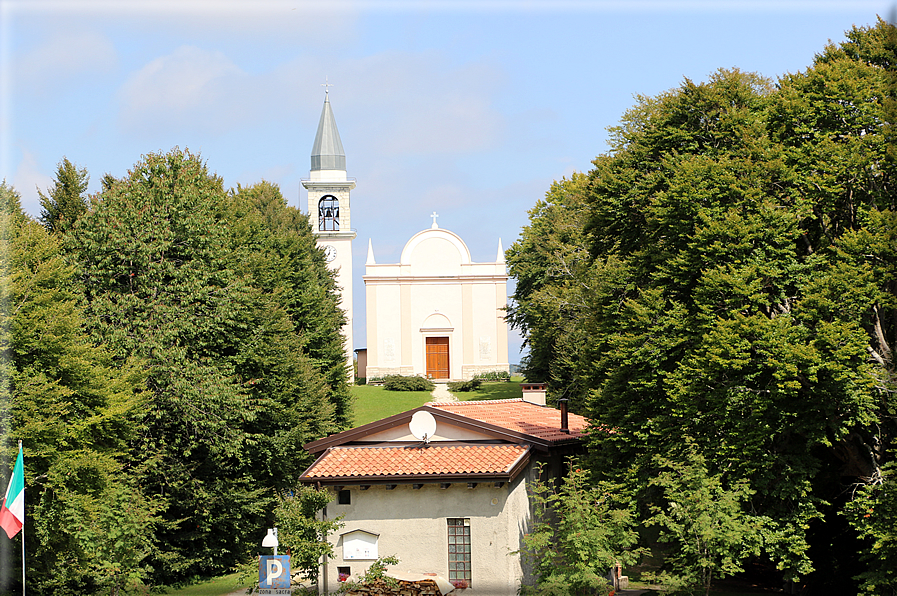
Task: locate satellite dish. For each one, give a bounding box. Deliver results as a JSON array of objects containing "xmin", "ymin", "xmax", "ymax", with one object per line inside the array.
[{"xmin": 409, "ymin": 411, "xmax": 437, "ymax": 443}]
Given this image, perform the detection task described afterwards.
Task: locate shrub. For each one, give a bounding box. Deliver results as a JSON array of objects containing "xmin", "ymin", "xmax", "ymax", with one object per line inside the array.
[
  {"xmin": 382, "ymin": 375, "xmax": 435, "ymax": 392},
  {"xmin": 339, "ymin": 555, "xmax": 400, "ymax": 593},
  {"xmin": 447, "ymin": 379, "xmax": 482, "ymax": 392},
  {"xmin": 473, "ymin": 370, "xmax": 511, "ymax": 382}
]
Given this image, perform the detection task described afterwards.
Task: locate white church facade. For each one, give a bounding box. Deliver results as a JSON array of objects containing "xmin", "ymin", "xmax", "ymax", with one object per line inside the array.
[
  {"xmin": 302, "ymin": 90, "xmax": 510, "ymax": 382},
  {"xmin": 363, "ymin": 220, "xmax": 510, "ymax": 381}
]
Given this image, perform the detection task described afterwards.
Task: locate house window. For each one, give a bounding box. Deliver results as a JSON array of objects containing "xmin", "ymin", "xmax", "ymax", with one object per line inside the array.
[
  {"xmin": 338, "ymin": 490, "xmax": 351, "ymax": 504},
  {"xmin": 337, "ymin": 566, "xmax": 351, "ymax": 582},
  {"xmin": 447, "ymin": 518, "xmax": 471, "ymax": 587}
]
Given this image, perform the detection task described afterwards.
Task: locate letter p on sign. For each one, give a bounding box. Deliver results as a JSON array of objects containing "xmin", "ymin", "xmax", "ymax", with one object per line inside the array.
[
  {"xmin": 259, "ymin": 555, "xmax": 291, "ymax": 589},
  {"xmin": 266, "ymin": 559, "xmax": 283, "ymax": 585}
]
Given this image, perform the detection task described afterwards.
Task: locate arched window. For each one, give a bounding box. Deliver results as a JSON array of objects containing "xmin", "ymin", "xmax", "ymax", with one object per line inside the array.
[{"xmin": 318, "ymin": 195, "xmax": 339, "ymax": 231}]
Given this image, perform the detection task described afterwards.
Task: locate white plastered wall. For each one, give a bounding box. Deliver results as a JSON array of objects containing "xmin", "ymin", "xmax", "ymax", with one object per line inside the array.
[{"xmin": 318, "ymin": 463, "xmax": 535, "ymax": 596}]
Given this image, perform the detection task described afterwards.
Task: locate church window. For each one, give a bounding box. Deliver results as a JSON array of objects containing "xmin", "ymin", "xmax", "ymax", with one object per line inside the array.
[
  {"xmin": 447, "ymin": 518, "xmax": 471, "ymax": 587},
  {"xmin": 318, "ymin": 195, "xmax": 340, "ymax": 231}
]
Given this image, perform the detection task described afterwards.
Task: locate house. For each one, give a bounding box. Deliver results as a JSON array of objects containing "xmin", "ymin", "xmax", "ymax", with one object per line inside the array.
[
  {"xmin": 298, "ymin": 398, "xmax": 589, "ymax": 595},
  {"xmin": 363, "ymin": 220, "xmax": 510, "ymax": 381}
]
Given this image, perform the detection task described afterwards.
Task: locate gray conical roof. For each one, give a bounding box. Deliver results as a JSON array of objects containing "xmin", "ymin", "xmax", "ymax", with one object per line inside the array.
[{"xmin": 310, "ymin": 94, "xmax": 346, "ymax": 171}]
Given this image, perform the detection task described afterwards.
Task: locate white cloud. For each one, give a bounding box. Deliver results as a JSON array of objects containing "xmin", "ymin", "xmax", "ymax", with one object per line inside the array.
[
  {"xmin": 12, "ymin": 148, "xmax": 53, "ymax": 217},
  {"xmin": 340, "ymin": 51, "xmax": 506, "ymax": 156},
  {"xmin": 15, "ymin": 31, "xmax": 117, "ymax": 96},
  {"xmin": 113, "ymin": 44, "xmax": 508, "ymax": 162},
  {"xmin": 117, "ymin": 46, "xmax": 252, "ymax": 135}
]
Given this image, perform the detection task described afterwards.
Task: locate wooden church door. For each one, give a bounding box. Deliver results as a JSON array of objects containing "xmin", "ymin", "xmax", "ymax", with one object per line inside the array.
[{"xmin": 426, "ymin": 337, "xmax": 450, "ymax": 379}]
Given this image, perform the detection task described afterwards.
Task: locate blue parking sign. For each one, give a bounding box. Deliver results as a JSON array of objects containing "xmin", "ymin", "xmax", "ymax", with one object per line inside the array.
[{"xmin": 259, "ymin": 555, "xmax": 291, "ymax": 590}]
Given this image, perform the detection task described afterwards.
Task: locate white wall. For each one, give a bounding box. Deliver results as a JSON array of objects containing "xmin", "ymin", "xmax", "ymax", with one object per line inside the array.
[{"xmin": 319, "ymin": 466, "xmax": 534, "ymax": 596}]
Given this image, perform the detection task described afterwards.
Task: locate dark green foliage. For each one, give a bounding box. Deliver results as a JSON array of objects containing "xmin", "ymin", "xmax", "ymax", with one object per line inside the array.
[
  {"xmin": 38, "ymin": 157, "xmax": 89, "ymax": 234},
  {"xmin": 506, "ymin": 173, "xmax": 593, "ymax": 411},
  {"xmin": 509, "ymin": 20, "xmax": 897, "ymax": 588},
  {"xmin": 381, "ymin": 375, "xmax": 435, "ymax": 392},
  {"xmin": 63, "ymin": 149, "xmax": 345, "ymax": 584},
  {"xmin": 518, "ymin": 463, "xmax": 642, "ymax": 596},
  {"xmin": 845, "ymin": 451, "xmax": 897, "ymax": 595},
  {"xmin": 447, "ymin": 379, "xmax": 481, "ymax": 392},
  {"xmin": 226, "ymin": 181, "xmax": 352, "ymax": 427},
  {"xmin": 1, "ymin": 181, "xmax": 157, "ymax": 595}
]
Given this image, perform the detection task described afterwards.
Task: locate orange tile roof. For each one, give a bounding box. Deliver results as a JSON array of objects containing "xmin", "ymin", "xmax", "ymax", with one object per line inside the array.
[
  {"xmin": 302, "ymin": 444, "xmax": 530, "ymax": 480},
  {"xmin": 427, "ymin": 399, "xmax": 588, "ymax": 442}
]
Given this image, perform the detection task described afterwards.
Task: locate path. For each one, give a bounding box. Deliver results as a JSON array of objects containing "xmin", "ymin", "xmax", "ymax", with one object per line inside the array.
[{"xmin": 430, "ymin": 383, "xmax": 457, "ymax": 403}]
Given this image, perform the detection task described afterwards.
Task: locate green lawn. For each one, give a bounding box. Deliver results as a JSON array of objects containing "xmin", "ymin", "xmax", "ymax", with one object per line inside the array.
[
  {"xmin": 158, "ymin": 572, "xmax": 251, "ymax": 595},
  {"xmin": 351, "ymin": 384, "xmax": 435, "ymax": 425},
  {"xmin": 462, "ymin": 377, "xmax": 525, "ymax": 401},
  {"xmin": 351, "ymin": 377, "xmax": 526, "ymax": 426}
]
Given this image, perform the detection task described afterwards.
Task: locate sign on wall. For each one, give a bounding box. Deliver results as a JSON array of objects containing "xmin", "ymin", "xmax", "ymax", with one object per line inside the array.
[{"xmin": 342, "ymin": 529, "xmax": 379, "ymax": 560}]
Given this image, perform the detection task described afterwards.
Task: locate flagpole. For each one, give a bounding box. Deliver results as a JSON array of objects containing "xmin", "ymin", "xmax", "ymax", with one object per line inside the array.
[{"xmin": 19, "ymin": 440, "xmax": 23, "ymax": 596}]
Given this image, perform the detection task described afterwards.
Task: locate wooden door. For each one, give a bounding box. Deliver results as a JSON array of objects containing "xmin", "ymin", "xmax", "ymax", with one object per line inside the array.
[{"xmin": 426, "ymin": 337, "xmax": 450, "ymax": 379}]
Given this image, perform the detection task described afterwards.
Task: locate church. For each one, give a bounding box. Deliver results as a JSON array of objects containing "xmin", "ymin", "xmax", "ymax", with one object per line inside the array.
[{"xmin": 303, "ymin": 91, "xmax": 510, "ymax": 382}]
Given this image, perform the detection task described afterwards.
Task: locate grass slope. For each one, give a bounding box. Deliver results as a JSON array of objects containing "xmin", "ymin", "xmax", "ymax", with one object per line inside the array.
[
  {"xmin": 351, "ymin": 384, "xmax": 434, "ymax": 426},
  {"xmin": 351, "ymin": 378, "xmax": 525, "ymax": 426},
  {"xmin": 158, "ymin": 572, "xmax": 250, "ymax": 595}
]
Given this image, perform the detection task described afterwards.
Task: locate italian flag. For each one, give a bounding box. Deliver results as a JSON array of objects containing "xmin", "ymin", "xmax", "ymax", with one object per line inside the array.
[{"xmin": 0, "ymin": 445, "xmax": 24, "ymax": 539}]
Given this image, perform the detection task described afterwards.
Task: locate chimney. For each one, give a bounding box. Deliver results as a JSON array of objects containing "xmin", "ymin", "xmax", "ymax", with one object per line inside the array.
[
  {"xmin": 559, "ymin": 398, "xmax": 569, "ymax": 434},
  {"xmin": 521, "ymin": 382, "xmax": 547, "ymax": 406}
]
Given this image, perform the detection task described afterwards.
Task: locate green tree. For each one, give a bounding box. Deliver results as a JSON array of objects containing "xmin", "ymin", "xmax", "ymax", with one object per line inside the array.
[
  {"xmin": 506, "ymin": 173, "xmax": 597, "ymax": 410},
  {"xmin": 226, "ymin": 181, "xmax": 352, "ymax": 427},
  {"xmin": 0, "ymin": 181, "xmax": 157, "ymax": 594},
  {"xmin": 646, "ymin": 444, "xmax": 766, "ymax": 596},
  {"xmin": 272, "ymin": 486, "xmax": 343, "ymax": 583},
  {"xmin": 509, "ymin": 19, "xmax": 896, "ymax": 589},
  {"xmin": 518, "ymin": 463, "xmax": 642, "ymax": 596},
  {"xmin": 38, "ymin": 157, "xmax": 89, "ymax": 234},
  {"xmin": 67, "ymin": 149, "xmax": 340, "ymax": 583}
]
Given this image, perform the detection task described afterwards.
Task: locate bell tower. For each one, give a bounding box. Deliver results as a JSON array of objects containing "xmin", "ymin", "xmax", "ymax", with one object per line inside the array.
[{"xmin": 303, "ymin": 87, "xmax": 356, "ymax": 379}]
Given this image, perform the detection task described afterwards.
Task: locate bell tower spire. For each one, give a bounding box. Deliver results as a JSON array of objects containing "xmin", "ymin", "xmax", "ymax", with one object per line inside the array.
[
  {"xmin": 310, "ymin": 81, "xmax": 347, "ymax": 178},
  {"xmin": 303, "ymin": 83, "xmax": 357, "ymax": 380}
]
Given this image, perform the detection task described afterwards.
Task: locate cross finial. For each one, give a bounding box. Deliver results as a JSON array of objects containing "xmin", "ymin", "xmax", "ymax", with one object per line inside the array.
[
  {"xmin": 430, "ymin": 212, "xmax": 439, "ymax": 228},
  {"xmin": 322, "ymin": 77, "xmax": 333, "ymax": 98}
]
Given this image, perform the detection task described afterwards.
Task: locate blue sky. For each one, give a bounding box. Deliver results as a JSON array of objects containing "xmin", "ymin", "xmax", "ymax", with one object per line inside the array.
[{"xmin": 0, "ymin": 0, "xmax": 891, "ymax": 361}]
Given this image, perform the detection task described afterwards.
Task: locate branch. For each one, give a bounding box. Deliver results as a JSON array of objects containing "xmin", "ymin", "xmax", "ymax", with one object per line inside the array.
[{"xmin": 870, "ymin": 304, "xmax": 893, "ymax": 365}]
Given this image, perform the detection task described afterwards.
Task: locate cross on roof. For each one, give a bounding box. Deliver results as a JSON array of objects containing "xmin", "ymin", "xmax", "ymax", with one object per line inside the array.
[
  {"xmin": 322, "ymin": 77, "xmax": 333, "ymax": 97},
  {"xmin": 430, "ymin": 211, "xmax": 439, "ymax": 228}
]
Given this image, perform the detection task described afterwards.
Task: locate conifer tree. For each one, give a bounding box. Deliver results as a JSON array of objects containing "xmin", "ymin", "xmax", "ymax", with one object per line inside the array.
[{"xmin": 38, "ymin": 157, "xmax": 89, "ymax": 234}]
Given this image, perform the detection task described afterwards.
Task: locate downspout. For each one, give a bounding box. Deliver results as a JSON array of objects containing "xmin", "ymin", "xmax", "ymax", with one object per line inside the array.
[{"xmin": 321, "ymin": 505, "xmax": 329, "ymax": 594}]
